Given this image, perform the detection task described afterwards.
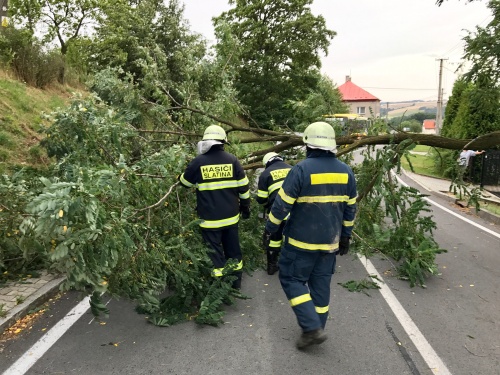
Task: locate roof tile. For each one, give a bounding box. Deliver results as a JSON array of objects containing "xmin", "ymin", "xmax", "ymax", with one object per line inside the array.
[{"xmin": 338, "ymin": 81, "xmax": 380, "ymax": 101}]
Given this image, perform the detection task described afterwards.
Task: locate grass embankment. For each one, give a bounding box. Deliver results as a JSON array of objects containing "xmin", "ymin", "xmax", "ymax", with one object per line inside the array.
[
  {"xmin": 400, "ymin": 146, "xmax": 443, "ymax": 178},
  {"xmin": 0, "ymin": 71, "xmax": 79, "ymax": 173}
]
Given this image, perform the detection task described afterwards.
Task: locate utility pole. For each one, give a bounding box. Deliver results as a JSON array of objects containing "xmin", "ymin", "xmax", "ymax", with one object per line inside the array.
[
  {"xmin": 0, "ymin": 0, "xmax": 8, "ymax": 27},
  {"xmin": 435, "ymin": 58, "xmax": 448, "ymax": 135}
]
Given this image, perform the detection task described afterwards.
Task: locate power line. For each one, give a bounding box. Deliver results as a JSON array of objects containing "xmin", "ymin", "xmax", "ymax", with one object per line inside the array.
[
  {"xmin": 440, "ymin": 15, "xmax": 493, "ymax": 57},
  {"xmin": 363, "ymin": 87, "xmax": 435, "ymax": 91}
]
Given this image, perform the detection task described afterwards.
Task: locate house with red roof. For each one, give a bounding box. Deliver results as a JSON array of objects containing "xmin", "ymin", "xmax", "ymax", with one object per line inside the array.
[
  {"xmin": 422, "ymin": 119, "xmax": 436, "ymax": 134},
  {"xmin": 337, "ymin": 76, "xmax": 381, "ymax": 118}
]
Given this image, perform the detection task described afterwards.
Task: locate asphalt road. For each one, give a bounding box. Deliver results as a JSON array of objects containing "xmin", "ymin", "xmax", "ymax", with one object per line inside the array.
[{"xmin": 1, "ymin": 174, "xmax": 499, "ymax": 375}]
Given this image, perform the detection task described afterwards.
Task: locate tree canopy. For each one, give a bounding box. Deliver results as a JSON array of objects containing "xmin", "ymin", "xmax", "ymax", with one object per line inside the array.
[
  {"xmin": 441, "ymin": 0, "xmax": 500, "ymax": 139},
  {"xmin": 214, "ymin": 0, "xmax": 336, "ymax": 128},
  {"xmin": 9, "ymin": 0, "xmax": 105, "ymax": 54}
]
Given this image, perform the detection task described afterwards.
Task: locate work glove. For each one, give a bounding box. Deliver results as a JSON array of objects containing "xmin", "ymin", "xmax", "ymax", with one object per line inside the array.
[
  {"xmin": 262, "ymin": 229, "xmax": 271, "ymax": 249},
  {"xmin": 240, "ymin": 206, "xmax": 250, "ymax": 220},
  {"xmin": 338, "ymin": 236, "xmax": 350, "ymax": 256}
]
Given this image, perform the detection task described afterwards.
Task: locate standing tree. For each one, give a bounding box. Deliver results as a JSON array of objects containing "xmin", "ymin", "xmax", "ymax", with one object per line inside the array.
[
  {"xmin": 462, "ymin": 0, "xmax": 500, "ymax": 86},
  {"xmin": 214, "ymin": 0, "xmax": 336, "ymax": 129},
  {"xmin": 289, "ymin": 74, "xmax": 348, "ymax": 130},
  {"xmin": 441, "ymin": 0, "xmax": 500, "ymax": 139},
  {"xmin": 9, "ymin": 0, "xmax": 106, "ymax": 82},
  {"xmin": 10, "ymin": 0, "xmax": 104, "ymax": 54}
]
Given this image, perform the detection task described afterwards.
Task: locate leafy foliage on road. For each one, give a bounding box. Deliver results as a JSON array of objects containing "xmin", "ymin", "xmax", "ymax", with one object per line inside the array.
[{"xmin": 2, "ymin": 0, "xmax": 500, "ymax": 325}]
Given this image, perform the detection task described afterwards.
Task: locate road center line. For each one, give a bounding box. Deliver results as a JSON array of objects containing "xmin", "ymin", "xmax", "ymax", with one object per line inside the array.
[
  {"xmin": 394, "ymin": 174, "xmax": 500, "ymax": 239},
  {"xmin": 3, "ymin": 296, "xmax": 91, "ymax": 375},
  {"xmin": 358, "ymin": 255, "xmax": 452, "ymax": 375}
]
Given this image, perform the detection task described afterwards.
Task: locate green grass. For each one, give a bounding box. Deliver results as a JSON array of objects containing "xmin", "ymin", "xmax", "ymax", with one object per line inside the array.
[
  {"xmin": 413, "ymin": 145, "xmax": 431, "ymax": 152},
  {"xmin": 480, "ymin": 201, "xmax": 500, "ymax": 216},
  {"xmin": 0, "ymin": 72, "xmax": 80, "ymax": 173},
  {"xmin": 401, "ymin": 153, "xmax": 442, "ymax": 178},
  {"xmin": 402, "ymin": 150, "xmax": 500, "ymax": 218}
]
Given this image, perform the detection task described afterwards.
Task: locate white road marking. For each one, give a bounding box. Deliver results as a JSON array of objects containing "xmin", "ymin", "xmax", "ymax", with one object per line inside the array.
[
  {"xmin": 358, "ymin": 255, "xmax": 452, "ymax": 375},
  {"xmin": 88, "ymin": 297, "xmax": 112, "ymax": 324},
  {"xmin": 3, "ymin": 296, "xmax": 90, "ymax": 375},
  {"xmin": 358, "ymin": 172, "xmax": 499, "ymax": 375},
  {"xmin": 395, "ymin": 174, "xmax": 500, "ymax": 239}
]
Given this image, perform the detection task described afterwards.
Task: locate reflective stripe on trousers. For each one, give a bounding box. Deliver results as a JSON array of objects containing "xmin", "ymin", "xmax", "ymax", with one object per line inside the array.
[{"xmin": 278, "ymin": 245, "xmax": 336, "ymax": 332}]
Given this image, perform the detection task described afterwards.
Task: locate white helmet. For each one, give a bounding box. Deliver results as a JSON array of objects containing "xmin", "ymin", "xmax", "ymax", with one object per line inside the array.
[
  {"xmin": 203, "ymin": 125, "xmax": 227, "ymax": 142},
  {"xmin": 262, "ymin": 152, "xmax": 281, "ymax": 166},
  {"xmin": 303, "ymin": 122, "xmax": 337, "ymax": 152}
]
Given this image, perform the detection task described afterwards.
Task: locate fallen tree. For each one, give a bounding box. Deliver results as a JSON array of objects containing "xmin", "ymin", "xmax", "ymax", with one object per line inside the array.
[
  {"xmin": 3, "ymin": 70, "xmax": 499, "ymax": 328},
  {"xmin": 136, "ymin": 106, "xmax": 500, "ymax": 170}
]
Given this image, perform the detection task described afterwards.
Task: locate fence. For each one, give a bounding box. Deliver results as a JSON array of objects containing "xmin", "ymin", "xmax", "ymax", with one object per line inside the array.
[{"xmin": 470, "ymin": 150, "xmax": 500, "ymax": 197}]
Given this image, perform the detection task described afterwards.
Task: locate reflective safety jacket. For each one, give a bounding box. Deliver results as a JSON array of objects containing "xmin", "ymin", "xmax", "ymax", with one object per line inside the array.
[
  {"xmin": 265, "ymin": 149, "xmax": 357, "ymax": 252},
  {"xmin": 256, "ymin": 159, "xmax": 292, "ymax": 211},
  {"xmin": 179, "ymin": 145, "xmax": 250, "ymax": 229}
]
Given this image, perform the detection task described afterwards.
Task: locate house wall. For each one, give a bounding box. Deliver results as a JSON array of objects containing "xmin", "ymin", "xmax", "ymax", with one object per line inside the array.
[
  {"xmin": 346, "ymin": 101, "xmax": 381, "ymax": 118},
  {"xmin": 422, "ymin": 128, "xmax": 436, "ymax": 134}
]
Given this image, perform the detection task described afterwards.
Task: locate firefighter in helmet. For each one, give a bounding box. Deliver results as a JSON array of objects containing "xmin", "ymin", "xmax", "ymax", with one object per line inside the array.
[
  {"xmin": 256, "ymin": 152, "xmax": 292, "ymax": 275},
  {"xmin": 264, "ymin": 122, "xmax": 357, "ymax": 349},
  {"xmin": 179, "ymin": 125, "xmax": 250, "ymax": 289}
]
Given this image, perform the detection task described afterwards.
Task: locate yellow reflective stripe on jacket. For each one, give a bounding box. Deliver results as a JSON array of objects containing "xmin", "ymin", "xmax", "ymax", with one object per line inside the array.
[
  {"xmin": 347, "ymin": 196, "xmax": 357, "ymax": 205},
  {"xmin": 269, "ymin": 239, "xmax": 282, "ymax": 248},
  {"xmin": 200, "ymin": 213, "xmax": 240, "ymax": 229},
  {"xmin": 268, "ymin": 212, "xmax": 282, "ymax": 225},
  {"xmin": 311, "ymin": 173, "xmax": 348, "ymax": 185},
  {"xmin": 288, "ymin": 236, "xmax": 339, "ymax": 251},
  {"xmin": 343, "ymin": 220, "xmax": 354, "ymax": 227},
  {"xmin": 268, "ymin": 180, "xmax": 283, "ymax": 194},
  {"xmin": 290, "ymin": 293, "xmax": 312, "ymax": 307},
  {"xmin": 296, "ymin": 195, "xmax": 349, "ymax": 203},
  {"xmin": 180, "ymin": 173, "xmax": 194, "ymax": 187},
  {"xmin": 198, "ymin": 176, "xmax": 249, "ymax": 191},
  {"xmin": 239, "ymin": 191, "xmax": 250, "ymax": 199},
  {"xmin": 239, "ymin": 176, "xmax": 249, "ymax": 185},
  {"xmin": 315, "ymin": 305, "xmax": 329, "ymax": 314},
  {"xmin": 257, "ymin": 189, "xmax": 269, "ymax": 198},
  {"xmin": 278, "ymin": 188, "xmax": 296, "ymax": 205}
]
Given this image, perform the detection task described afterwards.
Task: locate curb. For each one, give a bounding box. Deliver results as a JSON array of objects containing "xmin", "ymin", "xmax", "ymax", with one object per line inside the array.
[
  {"xmin": 0, "ymin": 277, "xmax": 66, "ymax": 333},
  {"xmin": 402, "ymin": 171, "xmax": 500, "ymax": 226}
]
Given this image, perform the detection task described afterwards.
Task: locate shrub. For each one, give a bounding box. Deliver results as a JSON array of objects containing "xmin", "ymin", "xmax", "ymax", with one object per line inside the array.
[
  {"xmin": 0, "ymin": 170, "xmax": 49, "ymax": 284},
  {"xmin": 0, "ymin": 26, "xmax": 63, "ymax": 88}
]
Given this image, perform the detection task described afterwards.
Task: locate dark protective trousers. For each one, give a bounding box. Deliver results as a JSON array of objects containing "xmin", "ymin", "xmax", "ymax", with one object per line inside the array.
[
  {"xmin": 201, "ymin": 225, "xmax": 243, "ymax": 287},
  {"xmin": 279, "ymin": 244, "xmax": 336, "ymax": 332}
]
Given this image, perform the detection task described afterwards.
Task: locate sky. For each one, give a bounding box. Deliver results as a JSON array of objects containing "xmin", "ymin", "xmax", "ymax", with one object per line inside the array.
[{"xmin": 181, "ymin": 0, "xmax": 493, "ymax": 103}]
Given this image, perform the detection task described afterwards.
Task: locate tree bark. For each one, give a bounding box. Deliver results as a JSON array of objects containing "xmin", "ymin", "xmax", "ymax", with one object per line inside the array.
[{"xmin": 143, "ymin": 106, "xmax": 500, "ymax": 169}]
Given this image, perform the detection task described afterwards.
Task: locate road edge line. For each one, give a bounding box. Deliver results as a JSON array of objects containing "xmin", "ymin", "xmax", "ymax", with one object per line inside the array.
[{"xmin": 358, "ymin": 255, "xmax": 452, "ymax": 375}]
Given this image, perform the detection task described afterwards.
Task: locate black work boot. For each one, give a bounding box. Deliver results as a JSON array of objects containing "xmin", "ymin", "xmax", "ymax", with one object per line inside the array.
[
  {"xmin": 296, "ymin": 329, "xmax": 327, "ymax": 349},
  {"xmin": 267, "ymin": 251, "xmax": 279, "ymax": 275},
  {"xmin": 232, "ymin": 272, "xmax": 242, "ymax": 290}
]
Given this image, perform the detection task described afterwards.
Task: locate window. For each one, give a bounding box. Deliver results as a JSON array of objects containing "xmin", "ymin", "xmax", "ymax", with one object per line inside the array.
[{"xmin": 357, "ymin": 107, "xmax": 366, "ymax": 115}]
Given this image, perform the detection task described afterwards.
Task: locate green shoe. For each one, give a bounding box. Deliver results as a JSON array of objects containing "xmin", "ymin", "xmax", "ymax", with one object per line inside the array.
[{"xmin": 296, "ymin": 329, "xmax": 327, "ymax": 349}]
